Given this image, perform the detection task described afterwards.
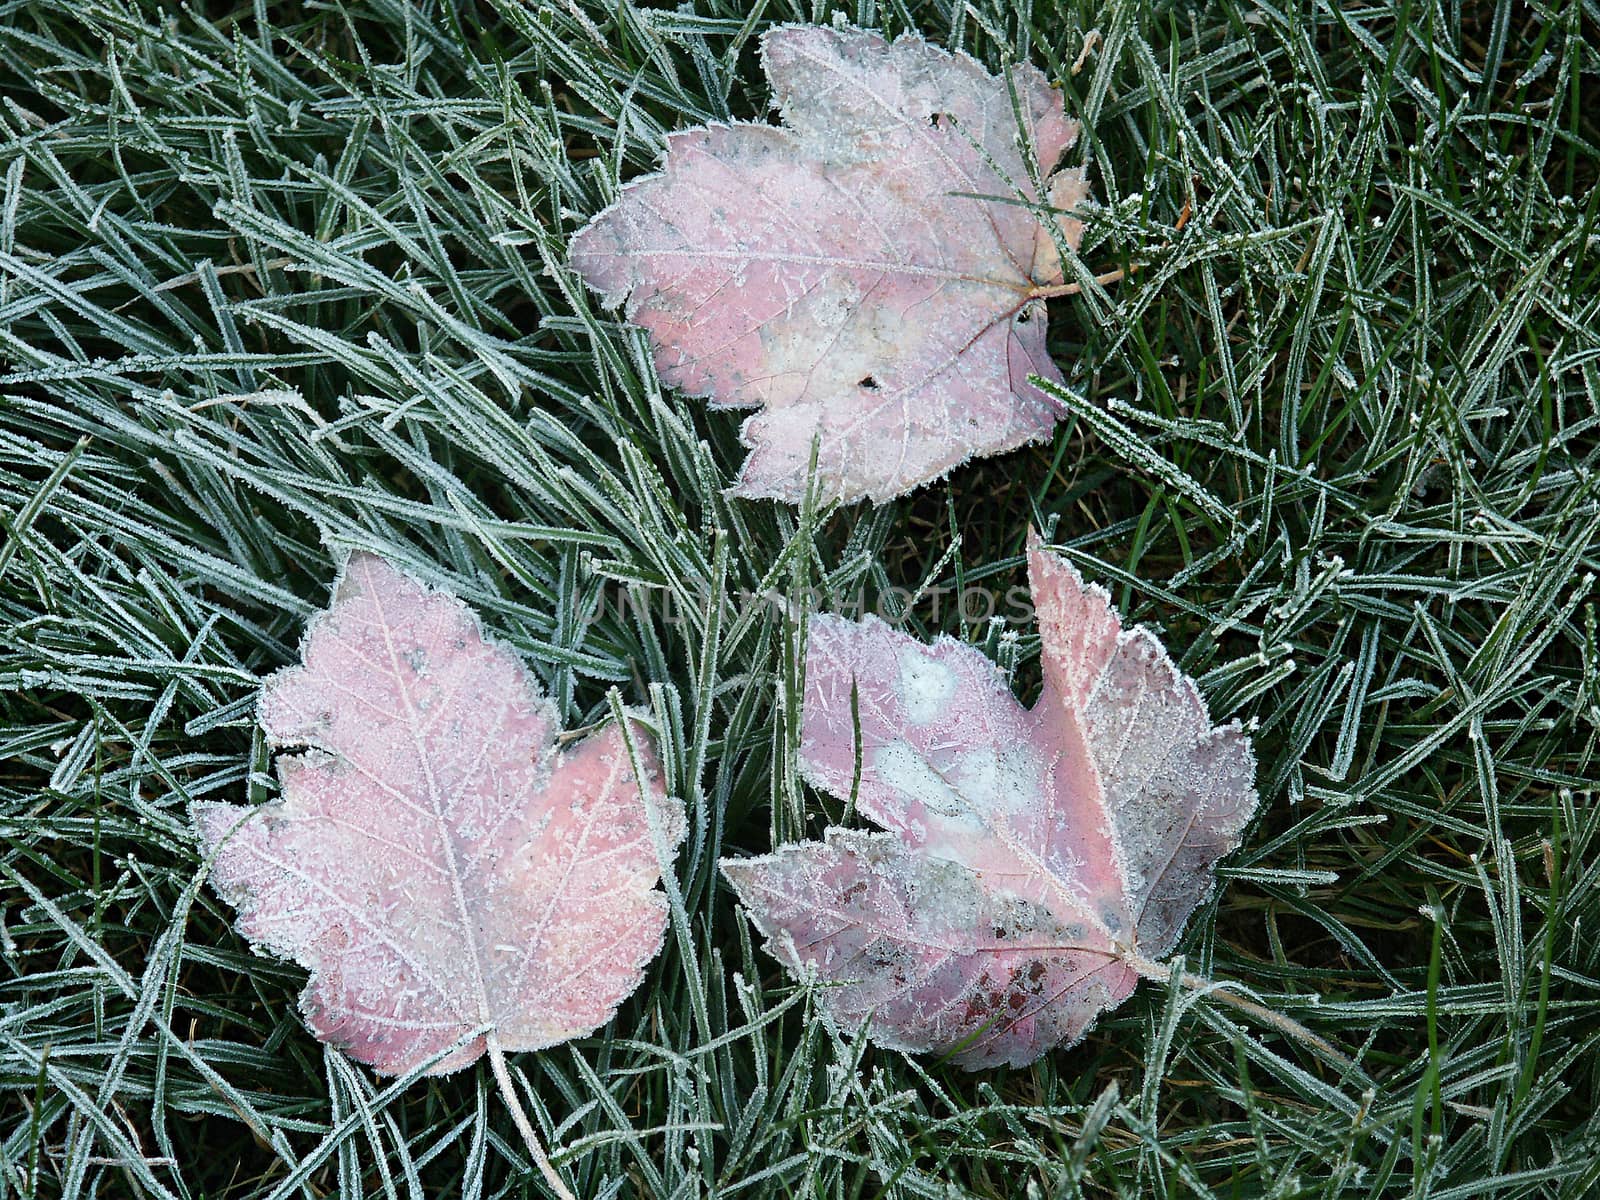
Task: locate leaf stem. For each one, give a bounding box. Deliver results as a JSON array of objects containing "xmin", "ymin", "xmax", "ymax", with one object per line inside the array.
[
  {"xmin": 1026, "ymin": 267, "xmax": 1129, "ymax": 300},
  {"xmin": 487, "ymin": 1037, "xmax": 576, "ymax": 1200},
  {"xmin": 1125, "ymin": 953, "xmax": 1355, "ymax": 1072}
]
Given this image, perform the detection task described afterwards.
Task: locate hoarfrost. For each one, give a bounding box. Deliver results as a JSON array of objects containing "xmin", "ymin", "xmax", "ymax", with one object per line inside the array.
[
  {"xmin": 896, "ymin": 648, "xmax": 958, "ymax": 724},
  {"xmin": 874, "ymin": 740, "xmax": 974, "ymax": 826}
]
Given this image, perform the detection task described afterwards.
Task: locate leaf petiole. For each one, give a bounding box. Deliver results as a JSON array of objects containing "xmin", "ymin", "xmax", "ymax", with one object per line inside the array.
[
  {"xmin": 487, "ymin": 1037, "xmax": 577, "ymax": 1200},
  {"xmin": 1026, "ymin": 266, "xmax": 1131, "ymax": 300}
]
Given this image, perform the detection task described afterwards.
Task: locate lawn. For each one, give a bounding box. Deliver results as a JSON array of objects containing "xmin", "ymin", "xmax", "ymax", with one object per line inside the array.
[{"xmin": 1, "ymin": 0, "xmax": 1597, "ymax": 1197}]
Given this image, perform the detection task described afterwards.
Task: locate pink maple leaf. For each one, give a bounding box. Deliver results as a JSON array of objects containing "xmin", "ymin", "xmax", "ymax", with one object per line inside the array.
[
  {"xmin": 194, "ymin": 555, "xmax": 684, "ymax": 1196},
  {"xmin": 722, "ymin": 534, "xmax": 1259, "ymax": 1069},
  {"xmin": 570, "ymin": 24, "xmax": 1091, "ymax": 505}
]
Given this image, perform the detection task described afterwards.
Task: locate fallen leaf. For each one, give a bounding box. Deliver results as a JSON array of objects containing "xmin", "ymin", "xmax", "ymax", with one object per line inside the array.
[
  {"xmin": 721, "ymin": 534, "xmax": 1258, "ymax": 1068},
  {"xmin": 571, "ymin": 24, "xmax": 1091, "ymax": 504},
  {"xmin": 194, "ymin": 555, "xmax": 684, "ymax": 1194}
]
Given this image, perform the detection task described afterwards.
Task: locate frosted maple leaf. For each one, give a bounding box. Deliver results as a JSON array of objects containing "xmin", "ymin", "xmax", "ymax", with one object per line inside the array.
[
  {"xmin": 194, "ymin": 555, "xmax": 685, "ymax": 1195},
  {"xmin": 570, "ymin": 24, "xmax": 1091, "ymax": 505},
  {"xmin": 722, "ymin": 534, "xmax": 1259, "ymax": 1069}
]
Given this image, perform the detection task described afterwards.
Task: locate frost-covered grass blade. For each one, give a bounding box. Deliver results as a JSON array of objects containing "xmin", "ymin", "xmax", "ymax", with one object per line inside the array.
[{"xmin": 1, "ymin": 0, "xmax": 1596, "ymax": 1197}]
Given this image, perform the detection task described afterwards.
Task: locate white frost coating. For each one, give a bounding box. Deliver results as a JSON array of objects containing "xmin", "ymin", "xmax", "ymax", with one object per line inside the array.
[
  {"xmin": 872, "ymin": 740, "xmax": 977, "ymax": 828},
  {"xmin": 951, "ymin": 745, "xmax": 1040, "ymax": 818},
  {"xmin": 896, "ymin": 648, "xmax": 958, "ymax": 725}
]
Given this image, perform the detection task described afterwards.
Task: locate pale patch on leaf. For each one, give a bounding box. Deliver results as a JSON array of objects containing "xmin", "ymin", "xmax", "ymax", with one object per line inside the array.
[
  {"xmin": 721, "ymin": 534, "xmax": 1257, "ymax": 1068},
  {"xmin": 194, "ymin": 555, "xmax": 686, "ymax": 1079},
  {"xmin": 570, "ymin": 24, "xmax": 1091, "ymax": 504}
]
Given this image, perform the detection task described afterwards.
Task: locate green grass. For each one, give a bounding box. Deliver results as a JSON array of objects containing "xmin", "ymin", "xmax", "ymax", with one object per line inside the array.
[{"xmin": 1, "ymin": 0, "xmax": 1598, "ymax": 1196}]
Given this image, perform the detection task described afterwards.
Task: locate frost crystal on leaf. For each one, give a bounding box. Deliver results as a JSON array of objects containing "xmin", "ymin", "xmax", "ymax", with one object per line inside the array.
[
  {"xmin": 721, "ymin": 534, "xmax": 1257, "ymax": 1068},
  {"xmin": 570, "ymin": 24, "xmax": 1091, "ymax": 504},
  {"xmin": 194, "ymin": 555, "xmax": 686, "ymax": 1077}
]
